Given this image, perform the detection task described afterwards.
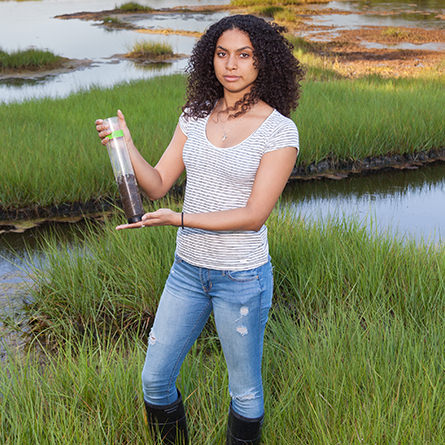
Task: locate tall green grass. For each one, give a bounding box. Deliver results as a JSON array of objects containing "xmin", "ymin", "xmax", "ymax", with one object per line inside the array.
[
  {"xmin": 127, "ymin": 41, "xmax": 174, "ymax": 59},
  {"xmin": 1, "ymin": 74, "xmax": 443, "ymax": 210},
  {"xmin": 117, "ymin": 2, "xmax": 154, "ymax": 12},
  {"xmin": 0, "ymin": 48, "xmax": 63, "ymax": 71},
  {"xmin": 1, "ymin": 309, "xmax": 443, "ymax": 443},
  {"xmin": 26, "ymin": 210, "xmax": 444, "ymax": 344},
  {"xmin": 1, "ymin": 210, "xmax": 443, "ymax": 442},
  {"xmin": 0, "ymin": 311, "xmax": 445, "ymax": 445}
]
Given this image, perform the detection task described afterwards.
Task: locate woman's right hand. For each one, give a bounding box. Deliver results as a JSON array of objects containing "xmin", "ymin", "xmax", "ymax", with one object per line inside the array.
[{"xmin": 95, "ymin": 109, "xmax": 134, "ymax": 147}]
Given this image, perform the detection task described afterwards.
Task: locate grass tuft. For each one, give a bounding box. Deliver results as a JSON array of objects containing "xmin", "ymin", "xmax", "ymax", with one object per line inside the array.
[
  {"xmin": 274, "ymin": 8, "xmax": 299, "ymax": 23},
  {"xmin": 117, "ymin": 2, "xmax": 154, "ymax": 12},
  {"xmin": 382, "ymin": 27, "xmax": 409, "ymax": 40},
  {"xmin": 127, "ymin": 41, "xmax": 174, "ymax": 60},
  {"xmin": 0, "ymin": 47, "xmax": 63, "ymax": 71},
  {"xmin": 102, "ymin": 16, "xmax": 125, "ymax": 26},
  {"xmin": 250, "ymin": 5, "xmax": 283, "ymax": 17}
]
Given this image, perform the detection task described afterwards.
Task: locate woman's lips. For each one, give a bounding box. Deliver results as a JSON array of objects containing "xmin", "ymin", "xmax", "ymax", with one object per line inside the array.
[{"xmin": 224, "ymin": 75, "xmax": 240, "ymax": 81}]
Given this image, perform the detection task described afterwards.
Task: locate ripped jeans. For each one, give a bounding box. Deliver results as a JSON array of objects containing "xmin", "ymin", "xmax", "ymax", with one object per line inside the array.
[{"xmin": 141, "ymin": 254, "xmax": 273, "ymax": 419}]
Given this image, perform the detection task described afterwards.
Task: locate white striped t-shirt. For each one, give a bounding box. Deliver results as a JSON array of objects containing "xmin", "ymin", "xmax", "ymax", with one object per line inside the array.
[{"xmin": 176, "ymin": 108, "xmax": 299, "ymax": 270}]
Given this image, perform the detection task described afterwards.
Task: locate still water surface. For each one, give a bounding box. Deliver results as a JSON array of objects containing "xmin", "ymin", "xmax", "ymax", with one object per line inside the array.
[
  {"xmin": 1, "ymin": 0, "xmax": 444, "ymax": 102},
  {"xmin": 0, "ymin": 0, "xmax": 230, "ymax": 103}
]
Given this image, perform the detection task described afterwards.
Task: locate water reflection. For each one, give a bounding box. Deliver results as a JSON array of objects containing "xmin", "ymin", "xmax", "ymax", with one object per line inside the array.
[
  {"xmin": 126, "ymin": 11, "xmax": 229, "ymax": 32},
  {"xmin": 0, "ymin": 0, "xmax": 230, "ymax": 103},
  {"xmin": 312, "ymin": 12, "xmax": 444, "ymax": 31},
  {"xmin": 361, "ymin": 40, "xmax": 445, "ymax": 51},
  {"xmin": 282, "ymin": 162, "xmax": 445, "ymax": 243},
  {"xmin": 328, "ymin": 0, "xmax": 445, "ymax": 15}
]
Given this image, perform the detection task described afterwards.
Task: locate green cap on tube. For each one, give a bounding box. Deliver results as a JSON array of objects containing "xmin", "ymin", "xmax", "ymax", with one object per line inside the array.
[{"xmin": 107, "ymin": 129, "xmax": 124, "ymax": 139}]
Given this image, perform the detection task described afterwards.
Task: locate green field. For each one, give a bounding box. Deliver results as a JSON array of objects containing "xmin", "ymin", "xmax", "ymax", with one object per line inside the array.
[
  {"xmin": 1, "ymin": 74, "xmax": 443, "ymax": 210},
  {"xmin": 2, "ymin": 210, "xmax": 443, "ymax": 443}
]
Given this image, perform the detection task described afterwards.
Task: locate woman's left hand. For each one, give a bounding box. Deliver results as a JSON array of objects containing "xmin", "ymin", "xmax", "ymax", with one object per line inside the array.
[{"xmin": 116, "ymin": 209, "xmax": 180, "ymax": 230}]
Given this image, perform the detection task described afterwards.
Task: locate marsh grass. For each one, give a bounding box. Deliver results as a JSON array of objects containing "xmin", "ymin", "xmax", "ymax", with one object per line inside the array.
[
  {"xmin": 1, "ymin": 73, "xmax": 443, "ymax": 209},
  {"xmin": 117, "ymin": 2, "xmax": 154, "ymax": 12},
  {"xmin": 1, "ymin": 303, "xmax": 443, "ymax": 442},
  {"xmin": 1, "ymin": 209, "xmax": 443, "ymax": 442},
  {"xmin": 250, "ymin": 5, "xmax": 283, "ymax": 17},
  {"xmin": 0, "ymin": 48, "xmax": 63, "ymax": 71},
  {"xmin": 102, "ymin": 16, "xmax": 126, "ymax": 26},
  {"xmin": 127, "ymin": 41, "xmax": 174, "ymax": 60},
  {"xmin": 26, "ymin": 210, "xmax": 444, "ymax": 345},
  {"xmin": 274, "ymin": 8, "xmax": 300, "ymax": 23},
  {"xmin": 382, "ymin": 27, "xmax": 409, "ymax": 40}
]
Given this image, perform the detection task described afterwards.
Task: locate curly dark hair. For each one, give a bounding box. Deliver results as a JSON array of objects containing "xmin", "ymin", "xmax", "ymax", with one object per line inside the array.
[{"xmin": 182, "ymin": 14, "xmax": 304, "ymax": 119}]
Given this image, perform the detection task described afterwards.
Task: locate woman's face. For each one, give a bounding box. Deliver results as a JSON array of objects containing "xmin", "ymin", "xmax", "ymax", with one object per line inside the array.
[{"xmin": 213, "ymin": 28, "xmax": 258, "ymax": 96}]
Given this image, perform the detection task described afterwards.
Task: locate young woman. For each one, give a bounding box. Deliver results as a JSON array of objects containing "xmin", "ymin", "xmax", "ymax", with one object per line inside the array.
[{"xmin": 96, "ymin": 14, "xmax": 303, "ymax": 445}]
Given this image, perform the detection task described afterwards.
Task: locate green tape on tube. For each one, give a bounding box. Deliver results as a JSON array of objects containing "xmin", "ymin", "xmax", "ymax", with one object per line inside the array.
[{"xmin": 107, "ymin": 129, "xmax": 124, "ymax": 139}]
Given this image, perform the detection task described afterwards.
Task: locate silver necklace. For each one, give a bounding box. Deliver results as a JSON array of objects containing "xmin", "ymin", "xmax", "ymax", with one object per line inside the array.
[{"xmin": 213, "ymin": 107, "xmax": 230, "ymax": 141}]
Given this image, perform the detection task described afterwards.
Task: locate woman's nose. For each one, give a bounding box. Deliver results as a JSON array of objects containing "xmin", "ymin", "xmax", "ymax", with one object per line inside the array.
[{"xmin": 225, "ymin": 54, "xmax": 237, "ymax": 70}]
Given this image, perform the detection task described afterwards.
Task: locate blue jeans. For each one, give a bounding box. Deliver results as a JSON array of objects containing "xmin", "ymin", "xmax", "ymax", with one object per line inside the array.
[{"xmin": 141, "ymin": 255, "xmax": 273, "ymax": 419}]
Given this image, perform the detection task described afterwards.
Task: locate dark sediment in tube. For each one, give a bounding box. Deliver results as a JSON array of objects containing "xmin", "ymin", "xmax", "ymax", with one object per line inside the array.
[{"xmin": 117, "ymin": 174, "xmax": 144, "ymax": 223}]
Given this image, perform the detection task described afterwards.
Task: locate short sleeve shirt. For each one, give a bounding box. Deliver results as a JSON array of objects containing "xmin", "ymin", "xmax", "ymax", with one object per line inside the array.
[{"xmin": 176, "ymin": 109, "xmax": 299, "ymax": 270}]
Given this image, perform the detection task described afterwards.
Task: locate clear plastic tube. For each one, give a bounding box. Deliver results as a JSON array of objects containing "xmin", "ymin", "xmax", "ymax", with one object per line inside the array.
[{"xmin": 104, "ymin": 117, "xmax": 144, "ymax": 223}]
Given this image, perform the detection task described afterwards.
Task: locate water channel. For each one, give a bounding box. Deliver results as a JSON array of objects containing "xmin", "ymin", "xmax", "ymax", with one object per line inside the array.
[{"xmin": 1, "ymin": 0, "xmax": 444, "ymax": 351}]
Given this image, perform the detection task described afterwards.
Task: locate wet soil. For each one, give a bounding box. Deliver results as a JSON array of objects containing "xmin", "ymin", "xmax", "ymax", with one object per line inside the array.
[
  {"xmin": 290, "ymin": 147, "xmax": 445, "ymax": 181},
  {"xmin": 54, "ymin": 5, "xmax": 233, "ymax": 22},
  {"xmin": 0, "ymin": 199, "xmax": 116, "ymax": 229},
  {"xmin": 298, "ymin": 25, "xmax": 444, "ymax": 77},
  {"xmin": 116, "ymin": 173, "xmax": 144, "ymax": 222}
]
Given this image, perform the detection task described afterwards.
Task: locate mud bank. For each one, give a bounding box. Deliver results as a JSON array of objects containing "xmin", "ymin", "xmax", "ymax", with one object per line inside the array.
[
  {"xmin": 54, "ymin": 4, "xmax": 445, "ymax": 79},
  {"xmin": 54, "ymin": 4, "xmax": 232, "ymax": 22},
  {"xmin": 0, "ymin": 58, "xmax": 93, "ymax": 81},
  {"xmin": 1, "ymin": 149, "xmax": 443, "ymax": 226},
  {"xmin": 0, "ymin": 199, "xmax": 116, "ymax": 229},
  {"xmin": 290, "ymin": 147, "xmax": 445, "ymax": 180}
]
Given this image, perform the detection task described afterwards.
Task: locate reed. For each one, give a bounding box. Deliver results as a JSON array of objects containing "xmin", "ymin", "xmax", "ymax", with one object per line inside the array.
[
  {"xmin": 1, "ymin": 307, "xmax": 442, "ymax": 443},
  {"xmin": 249, "ymin": 5, "xmax": 283, "ymax": 17},
  {"xmin": 0, "ymin": 74, "xmax": 443, "ymax": 209},
  {"xmin": 117, "ymin": 2, "xmax": 154, "ymax": 12},
  {"xmin": 0, "ymin": 47, "xmax": 63, "ymax": 71},
  {"xmin": 382, "ymin": 27, "xmax": 409, "ymax": 40},
  {"xmin": 127, "ymin": 41, "xmax": 174, "ymax": 59},
  {"xmin": 25, "ymin": 209, "xmax": 444, "ymax": 344}
]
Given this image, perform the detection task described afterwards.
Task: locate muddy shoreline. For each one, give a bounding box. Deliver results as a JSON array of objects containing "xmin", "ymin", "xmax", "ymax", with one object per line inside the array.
[
  {"xmin": 1, "ymin": 149, "xmax": 443, "ymax": 226},
  {"xmin": 0, "ymin": 58, "xmax": 93, "ymax": 81}
]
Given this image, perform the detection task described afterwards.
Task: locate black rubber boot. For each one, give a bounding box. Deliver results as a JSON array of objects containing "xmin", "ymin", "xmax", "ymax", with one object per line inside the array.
[
  {"xmin": 226, "ymin": 403, "xmax": 264, "ymax": 444},
  {"xmin": 143, "ymin": 390, "xmax": 189, "ymax": 444}
]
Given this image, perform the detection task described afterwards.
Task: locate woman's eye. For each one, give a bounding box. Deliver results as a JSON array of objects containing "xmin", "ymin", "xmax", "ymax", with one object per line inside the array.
[
  {"xmin": 217, "ymin": 51, "xmax": 226, "ymax": 57},
  {"xmin": 240, "ymin": 53, "xmax": 250, "ymax": 58}
]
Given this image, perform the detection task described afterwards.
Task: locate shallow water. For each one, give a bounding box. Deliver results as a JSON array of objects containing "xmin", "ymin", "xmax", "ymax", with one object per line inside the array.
[
  {"xmin": 282, "ymin": 162, "xmax": 445, "ymax": 244},
  {"xmin": 0, "ymin": 0, "xmax": 230, "ymax": 103},
  {"xmin": 312, "ymin": 12, "xmax": 445, "ymax": 31},
  {"xmin": 1, "ymin": 0, "xmax": 444, "ymax": 103}
]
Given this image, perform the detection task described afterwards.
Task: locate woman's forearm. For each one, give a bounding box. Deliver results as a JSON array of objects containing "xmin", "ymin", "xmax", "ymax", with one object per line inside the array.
[{"xmin": 182, "ymin": 207, "xmax": 263, "ymax": 232}]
